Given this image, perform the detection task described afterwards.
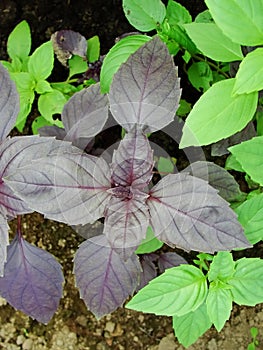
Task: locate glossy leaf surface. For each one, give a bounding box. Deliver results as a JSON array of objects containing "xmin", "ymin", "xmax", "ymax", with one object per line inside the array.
[
  {"xmin": 234, "ymin": 48, "xmax": 263, "ymax": 94},
  {"xmin": 7, "ymin": 20, "xmax": 31, "ymax": 61},
  {"xmin": 205, "ymin": 0, "xmax": 263, "ymax": 45},
  {"xmin": 208, "ymin": 252, "xmax": 235, "ymax": 282},
  {"xmin": 184, "ymin": 23, "xmax": 243, "ymax": 62},
  {"xmin": 38, "ymin": 89, "xmax": 66, "ymax": 123},
  {"xmin": 236, "ymin": 193, "xmax": 263, "ymax": 244},
  {"xmin": 123, "ymin": 0, "xmax": 166, "ymax": 31},
  {"xmin": 166, "ymin": 0, "xmax": 192, "ymax": 25},
  {"xmin": 126, "ymin": 264, "xmax": 207, "ymax": 316},
  {"xmin": 229, "ymin": 258, "xmax": 263, "ymax": 306},
  {"xmin": 229, "ymin": 136, "xmax": 263, "ymax": 186},
  {"xmin": 206, "ymin": 287, "xmax": 232, "ymax": 331},
  {"xmin": 28, "ymin": 41, "xmax": 54, "ymax": 81},
  {"xmin": 172, "ymin": 303, "xmax": 212, "ymax": 348},
  {"xmin": 180, "ymin": 79, "xmax": 258, "ymax": 147}
]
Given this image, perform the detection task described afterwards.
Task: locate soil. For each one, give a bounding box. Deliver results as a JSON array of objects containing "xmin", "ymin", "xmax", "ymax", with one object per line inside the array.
[{"xmin": 0, "ymin": 1, "xmax": 263, "ymax": 350}]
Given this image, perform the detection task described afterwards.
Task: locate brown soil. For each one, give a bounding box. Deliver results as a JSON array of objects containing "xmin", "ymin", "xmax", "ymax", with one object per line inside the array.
[{"xmin": 0, "ymin": 1, "xmax": 263, "ymax": 350}]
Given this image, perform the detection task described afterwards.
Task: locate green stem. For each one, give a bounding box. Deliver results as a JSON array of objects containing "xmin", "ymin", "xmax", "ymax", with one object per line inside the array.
[{"xmin": 51, "ymin": 78, "xmax": 79, "ymax": 85}]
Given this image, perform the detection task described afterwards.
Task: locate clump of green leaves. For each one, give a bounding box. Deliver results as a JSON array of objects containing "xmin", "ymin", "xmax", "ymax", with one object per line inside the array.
[
  {"xmin": 179, "ymin": 0, "xmax": 263, "ymax": 148},
  {"xmin": 1, "ymin": 21, "xmax": 100, "ymax": 132},
  {"xmin": 248, "ymin": 327, "xmax": 260, "ymax": 350},
  {"xmin": 127, "ymin": 252, "xmax": 263, "ymax": 348}
]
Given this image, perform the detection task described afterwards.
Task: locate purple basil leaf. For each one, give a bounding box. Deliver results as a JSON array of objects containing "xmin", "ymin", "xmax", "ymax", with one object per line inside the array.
[
  {"xmin": 137, "ymin": 254, "xmax": 157, "ymax": 291},
  {"xmin": 5, "ymin": 153, "xmax": 111, "ymax": 225},
  {"xmin": 0, "ymin": 183, "xmax": 31, "ymax": 219},
  {"xmin": 0, "ymin": 136, "xmax": 70, "ymax": 219},
  {"xmin": 0, "ymin": 214, "xmax": 9, "ymax": 277},
  {"xmin": 52, "ymin": 30, "xmax": 87, "ymax": 66},
  {"xmin": 111, "ymin": 127, "xmax": 153, "ymax": 188},
  {"xmin": 182, "ymin": 161, "xmax": 244, "ymax": 202},
  {"xmin": 109, "ymin": 36, "xmax": 181, "ymax": 132},
  {"xmin": 38, "ymin": 125, "xmax": 67, "ymax": 140},
  {"xmin": 211, "ymin": 122, "xmax": 256, "ymax": 156},
  {"xmin": 148, "ymin": 173, "xmax": 251, "ymax": 253},
  {"xmin": 158, "ymin": 252, "xmax": 188, "ymax": 273},
  {"xmin": 0, "ymin": 63, "xmax": 19, "ymax": 141},
  {"xmin": 0, "ymin": 136, "xmax": 64, "ymax": 178},
  {"xmin": 0, "ymin": 234, "xmax": 64, "ymax": 324},
  {"xmin": 104, "ymin": 191, "xmax": 150, "ymax": 260},
  {"xmin": 74, "ymin": 234, "xmax": 141, "ymax": 319},
  {"xmin": 62, "ymin": 83, "xmax": 109, "ymax": 148},
  {"xmin": 38, "ymin": 125, "xmax": 93, "ymax": 151}
]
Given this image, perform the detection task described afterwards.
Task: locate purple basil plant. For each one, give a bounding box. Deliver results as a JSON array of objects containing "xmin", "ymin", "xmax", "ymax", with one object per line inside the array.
[
  {"xmin": 0, "ymin": 63, "xmax": 81, "ymax": 323},
  {"xmin": 1, "ymin": 37, "xmax": 250, "ymax": 322}
]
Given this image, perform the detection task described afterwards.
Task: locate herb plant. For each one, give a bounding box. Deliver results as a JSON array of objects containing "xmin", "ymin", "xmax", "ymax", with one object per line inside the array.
[
  {"xmin": 0, "ymin": 63, "xmax": 75, "ymax": 323},
  {"xmin": 1, "ymin": 1, "xmax": 263, "ymax": 347},
  {"xmin": 1, "ymin": 20, "xmax": 100, "ymax": 132},
  {"xmin": 248, "ymin": 327, "xmax": 260, "ymax": 350},
  {"xmin": 127, "ymin": 251, "xmax": 263, "ymax": 347},
  {"xmin": 0, "ymin": 36, "xmax": 252, "ymax": 329}
]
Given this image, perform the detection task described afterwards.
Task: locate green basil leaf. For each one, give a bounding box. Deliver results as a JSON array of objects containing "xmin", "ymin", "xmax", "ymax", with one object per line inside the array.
[
  {"xmin": 157, "ymin": 156, "xmax": 175, "ymax": 174},
  {"xmin": 205, "ymin": 0, "xmax": 263, "ymax": 45},
  {"xmin": 126, "ymin": 265, "xmax": 207, "ymax": 316},
  {"xmin": 172, "ymin": 303, "xmax": 212, "ymax": 348},
  {"xmin": 28, "ymin": 41, "xmax": 54, "ymax": 81},
  {"xmin": 69, "ymin": 55, "xmax": 88, "ymax": 78},
  {"xmin": 208, "ymin": 252, "xmax": 235, "ymax": 282},
  {"xmin": 7, "ymin": 20, "xmax": 31, "ymax": 61},
  {"xmin": 35, "ymin": 80, "xmax": 53, "ymax": 94},
  {"xmin": 229, "ymin": 258, "xmax": 263, "ymax": 306},
  {"xmin": 180, "ymin": 79, "xmax": 258, "ymax": 147},
  {"xmin": 38, "ymin": 89, "xmax": 67, "ymax": 123},
  {"xmin": 206, "ymin": 286, "xmax": 232, "ymax": 331},
  {"xmin": 187, "ymin": 62, "xmax": 213, "ymax": 92},
  {"xmin": 236, "ymin": 193, "xmax": 263, "ymax": 244},
  {"xmin": 166, "ymin": 0, "xmax": 192, "ymax": 25},
  {"xmin": 87, "ymin": 35, "xmax": 100, "ymax": 63},
  {"xmin": 123, "ymin": 0, "xmax": 166, "ymax": 31},
  {"xmin": 135, "ymin": 226, "xmax": 163, "ymax": 254},
  {"xmin": 233, "ymin": 48, "xmax": 263, "ymax": 94},
  {"xmin": 229, "ymin": 136, "xmax": 263, "ymax": 186},
  {"xmin": 184, "ymin": 23, "xmax": 243, "ymax": 62}
]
